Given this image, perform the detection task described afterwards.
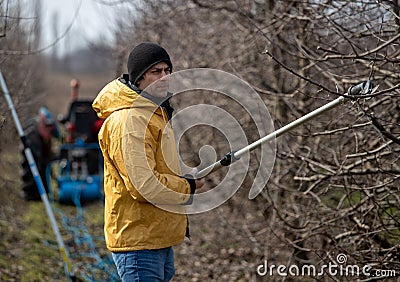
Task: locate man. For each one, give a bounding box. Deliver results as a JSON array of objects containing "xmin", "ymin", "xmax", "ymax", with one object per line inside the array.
[
  {"xmin": 21, "ymin": 107, "xmax": 59, "ymax": 200},
  {"xmin": 93, "ymin": 42, "xmax": 204, "ymax": 281}
]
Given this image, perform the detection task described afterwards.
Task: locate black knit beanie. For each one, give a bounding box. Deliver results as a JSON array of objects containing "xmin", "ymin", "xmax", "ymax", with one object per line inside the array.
[{"xmin": 127, "ymin": 42, "xmax": 173, "ymax": 85}]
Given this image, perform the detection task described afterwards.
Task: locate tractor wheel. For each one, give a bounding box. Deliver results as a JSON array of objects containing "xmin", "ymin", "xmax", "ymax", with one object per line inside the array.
[{"xmin": 20, "ymin": 118, "xmax": 48, "ymax": 201}]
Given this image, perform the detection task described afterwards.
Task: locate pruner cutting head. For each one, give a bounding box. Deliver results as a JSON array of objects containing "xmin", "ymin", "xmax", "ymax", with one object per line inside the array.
[{"xmin": 347, "ymin": 80, "xmax": 379, "ymax": 98}]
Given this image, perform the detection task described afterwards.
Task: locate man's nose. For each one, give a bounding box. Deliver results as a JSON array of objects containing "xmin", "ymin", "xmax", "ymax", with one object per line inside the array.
[{"xmin": 160, "ymin": 71, "xmax": 170, "ymax": 80}]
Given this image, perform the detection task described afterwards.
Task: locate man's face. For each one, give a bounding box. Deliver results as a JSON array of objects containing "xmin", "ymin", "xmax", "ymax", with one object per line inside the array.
[{"xmin": 137, "ymin": 62, "xmax": 171, "ymax": 98}]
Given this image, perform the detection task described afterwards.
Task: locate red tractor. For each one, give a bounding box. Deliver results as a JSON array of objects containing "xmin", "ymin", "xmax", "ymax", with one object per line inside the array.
[{"xmin": 59, "ymin": 79, "xmax": 103, "ymax": 144}]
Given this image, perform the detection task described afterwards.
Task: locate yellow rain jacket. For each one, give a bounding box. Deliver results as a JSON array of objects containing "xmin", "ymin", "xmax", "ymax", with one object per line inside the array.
[{"xmin": 92, "ymin": 78, "xmax": 192, "ymax": 251}]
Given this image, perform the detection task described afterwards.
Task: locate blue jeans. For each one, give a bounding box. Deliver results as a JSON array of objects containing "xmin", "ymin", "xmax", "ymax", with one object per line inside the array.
[{"xmin": 112, "ymin": 247, "xmax": 175, "ymax": 282}]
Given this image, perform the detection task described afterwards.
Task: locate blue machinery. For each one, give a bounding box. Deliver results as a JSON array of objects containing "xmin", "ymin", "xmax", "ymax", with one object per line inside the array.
[
  {"xmin": 48, "ymin": 139, "xmax": 103, "ymax": 204},
  {"xmin": 45, "ymin": 138, "xmax": 118, "ymax": 281},
  {"xmin": 44, "ymin": 140, "xmax": 118, "ymax": 281}
]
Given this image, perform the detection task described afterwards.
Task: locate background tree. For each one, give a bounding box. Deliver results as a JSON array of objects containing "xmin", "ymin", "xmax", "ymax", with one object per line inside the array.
[{"xmin": 0, "ymin": 0, "xmax": 45, "ymax": 174}]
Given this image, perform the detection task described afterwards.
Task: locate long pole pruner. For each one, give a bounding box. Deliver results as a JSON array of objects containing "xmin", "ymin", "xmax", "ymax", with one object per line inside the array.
[
  {"xmin": 0, "ymin": 71, "xmax": 76, "ymax": 281},
  {"xmin": 196, "ymin": 81, "xmax": 377, "ymax": 191}
]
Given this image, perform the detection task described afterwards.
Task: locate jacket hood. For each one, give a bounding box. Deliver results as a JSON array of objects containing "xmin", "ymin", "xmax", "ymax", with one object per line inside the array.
[
  {"xmin": 93, "ymin": 79, "xmax": 140, "ymax": 119},
  {"xmin": 93, "ymin": 77, "xmax": 174, "ymax": 121}
]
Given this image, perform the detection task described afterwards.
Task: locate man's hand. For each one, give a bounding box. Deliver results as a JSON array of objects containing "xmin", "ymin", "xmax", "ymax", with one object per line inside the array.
[{"xmin": 188, "ymin": 168, "xmax": 205, "ymax": 192}]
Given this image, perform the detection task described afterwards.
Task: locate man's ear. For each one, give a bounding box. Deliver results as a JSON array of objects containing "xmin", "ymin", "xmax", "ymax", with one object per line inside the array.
[{"xmin": 136, "ymin": 76, "xmax": 144, "ymax": 88}]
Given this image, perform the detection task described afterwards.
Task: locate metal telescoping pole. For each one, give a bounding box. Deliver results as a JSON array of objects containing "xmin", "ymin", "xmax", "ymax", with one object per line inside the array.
[
  {"xmin": 196, "ymin": 96, "xmax": 345, "ymax": 178},
  {"xmin": 0, "ymin": 71, "xmax": 75, "ymax": 281},
  {"xmin": 196, "ymin": 80, "xmax": 374, "ymax": 179},
  {"xmin": 234, "ymin": 96, "xmax": 345, "ymax": 157}
]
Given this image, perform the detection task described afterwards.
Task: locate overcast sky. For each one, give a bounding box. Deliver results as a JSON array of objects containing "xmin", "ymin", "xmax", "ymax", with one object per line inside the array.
[{"xmin": 38, "ymin": 0, "xmax": 123, "ymax": 56}]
